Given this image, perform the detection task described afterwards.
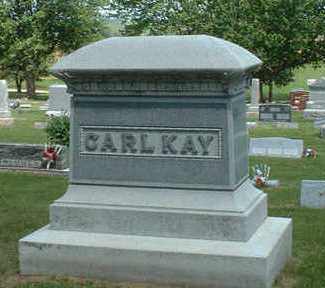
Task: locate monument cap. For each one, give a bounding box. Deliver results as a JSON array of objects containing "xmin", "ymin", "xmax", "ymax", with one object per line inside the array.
[{"xmin": 51, "ymin": 35, "xmax": 261, "ymax": 82}]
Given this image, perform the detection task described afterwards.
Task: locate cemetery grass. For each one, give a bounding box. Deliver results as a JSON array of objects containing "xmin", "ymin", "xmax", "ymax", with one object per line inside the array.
[
  {"xmin": 0, "ymin": 101, "xmax": 47, "ymax": 144},
  {"xmin": 0, "ymin": 111, "xmax": 324, "ymax": 288}
]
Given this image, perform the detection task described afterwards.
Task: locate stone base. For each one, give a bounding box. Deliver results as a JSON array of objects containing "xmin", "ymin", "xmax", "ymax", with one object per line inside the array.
[
  {"xmin": 0, "ymin": 111, "xmax": 11, "ymax": 118},
  {"xmin": 19, "ymin": 217, "xmax": 291, "ymax": 288},
  {"xmin": 304, "ymin": 109, "xmax": 325, "ymax": 119},
  {"xmin": 0, "ymin": 117, "xmax": 14, "ymax": 127}
]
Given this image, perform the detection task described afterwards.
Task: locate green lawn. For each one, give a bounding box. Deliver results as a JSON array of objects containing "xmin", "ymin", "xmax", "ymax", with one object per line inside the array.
[
  {"xmin": 1, "ymin": 63, "xmax": 325, "ymax": 287},
  {"xmin": 0, "ymin": 110, "xmax": 325, "ymax": 288},
  {"xmin": 0, "ymin": 101, "xmax": 47, "ymax": 144}
]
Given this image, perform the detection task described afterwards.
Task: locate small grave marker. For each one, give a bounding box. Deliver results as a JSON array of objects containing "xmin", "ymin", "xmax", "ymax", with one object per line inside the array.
[{"xmin": 301, "ymin": 180, "xmax": 325, "ymax": 208}]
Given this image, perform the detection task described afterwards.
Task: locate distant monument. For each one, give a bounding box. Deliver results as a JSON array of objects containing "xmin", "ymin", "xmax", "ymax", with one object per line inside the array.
[
  {"xmin": 247, "ymin": 78, "xmax": 260, "ymax": 117},
  {"xmin": 0, "ymin": 80, "xmax": 11, "ymax": 118},
  {"xmin": 304, "ymin": 77, "xmax": 325, "ymax": 119},
  {"xmin": 19, "ymin": 35, "xmax": 291, "ymax": 288}
]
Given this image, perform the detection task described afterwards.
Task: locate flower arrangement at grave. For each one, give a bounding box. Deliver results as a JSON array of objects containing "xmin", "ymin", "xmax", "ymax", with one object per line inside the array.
[
  {"xmin": 41, "ymin": 144, "xmax": 63, "ymax": 169},
  {"xmin": 251, "ymin": 163, "xmax": 270, "ymax": 187},
  {"xmin": 303, "ymin": 147, "xmax": 317, "ymax": 159}
]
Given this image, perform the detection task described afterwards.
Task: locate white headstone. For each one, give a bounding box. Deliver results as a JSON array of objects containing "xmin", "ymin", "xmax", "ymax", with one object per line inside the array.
[
  {"xmin": 250, "ymin": 78, "xmax": 260, "ymax": 106},
  {"xmin": 0, "ymin": 80, "xmax": 11, "ymax": 118},
  {"xmin": 48, "ymin": 84, "xmax": 72, "ymax": 112},
  {"xmin": 304, "ymin": 77, "xmax": 325, "ymax": 119}
]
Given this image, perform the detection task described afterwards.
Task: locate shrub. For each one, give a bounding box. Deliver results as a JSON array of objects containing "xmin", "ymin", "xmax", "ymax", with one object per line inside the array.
[{"xmin": 45, "ymin": 114, "xmax": 70, "ymax": 147}]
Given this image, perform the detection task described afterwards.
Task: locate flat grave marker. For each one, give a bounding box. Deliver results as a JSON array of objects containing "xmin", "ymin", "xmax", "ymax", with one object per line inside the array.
[
  {"xmin": 301, "ymin": 180, "xmax": 325, "ymax": 208},
  {"xmin": 249, "ymin": 137, "xmax": 303, "ymax": 158}
]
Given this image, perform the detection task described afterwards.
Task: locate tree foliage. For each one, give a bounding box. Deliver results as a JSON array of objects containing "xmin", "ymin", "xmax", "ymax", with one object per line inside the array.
[
  {"xmin": 110, "ymin": 0, "xmax": 325, "ymax": 102},
  {"xmin": 0, "ymin": 0, "xmax": 106, "ymax": 97}
]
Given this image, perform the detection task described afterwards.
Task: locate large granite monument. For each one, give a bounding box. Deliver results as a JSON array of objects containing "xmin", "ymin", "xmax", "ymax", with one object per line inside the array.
[
  {"xmin": 0, "ymin": 80, "xmax": 11, "ymax": 118},
  {"xmin": 19, "ymin": 35, "xmax": 291, "ymax": 288}
]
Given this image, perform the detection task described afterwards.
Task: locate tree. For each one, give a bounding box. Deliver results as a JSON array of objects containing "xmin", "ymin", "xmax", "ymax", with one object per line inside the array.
[
  {"xmin": 110, "ymin": 0, "xmax": 325, "ymax": 102},
  {"xmin": 0, "ymin": 0, "xmax": 106, "ymax": 97}
]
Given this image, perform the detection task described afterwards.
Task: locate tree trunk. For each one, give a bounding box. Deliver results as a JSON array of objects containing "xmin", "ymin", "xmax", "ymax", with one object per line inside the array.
[
  {"xmin": 15, "ymin": 76, "xmax": 23, "ymax": 94},
  {"xmin": 268, "ymin": 82, "xmax": 273, "ymax": 103},
  {"xmin": 259, "ymin": 81, "xmax": 264, "ymax": 103},
  {"xmin": 25, "ymin": 72, "xmax": 36, "ymax": 98}
]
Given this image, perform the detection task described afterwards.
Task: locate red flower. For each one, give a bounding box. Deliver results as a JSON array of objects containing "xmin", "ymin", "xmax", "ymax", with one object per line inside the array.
[
  {"xmin": 52, "ymin": 153, "xmax": 57, "ymax": 160},
  {"xmin": 255, "ymin": 177, "xmax": 264, "ymax": 186},
  {"xmin": 43, "ymin": 151, "xmax": 50, "ymax": 158},
  {"xmin": 47, "ymin": 147, "xmax": 55, "ymax": 153}
]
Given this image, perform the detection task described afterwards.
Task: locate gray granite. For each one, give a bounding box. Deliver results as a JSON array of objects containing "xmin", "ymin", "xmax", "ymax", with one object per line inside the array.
[
  {"xmin": 321, "ymin": 125, "xmax": 325, "ymax": 137},
  {"xmin": 249, "ymin": 137, "xmax": 303, "ymax": 158},
  {"xmin": 20, "ymin": 35, "xmax": 291, "ymax": 288},
  {"xmin": 314, "ymin": 118, "xmax": 325, "ymax": 128},
  {"xmin": 304, "ymin": 77, "xmax": 325, "ymax": 118},
  {"xmin": 259, "ymin": 104, "xmax": 292, "ymax": 122},
  {"xmin": 48, "ymin": 85, "xmax": 71, "ymax": 112},
  {"xmin": 301, "ymin": 180, "xmax": 325, "ymax": 208},
  {"xmin": 0, "ymin": 80, "xmax": 11, "ymax": 118}
]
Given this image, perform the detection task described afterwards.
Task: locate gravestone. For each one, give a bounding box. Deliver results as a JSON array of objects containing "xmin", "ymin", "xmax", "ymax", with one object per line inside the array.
[
  {"xmin": 314, "ymin": 118, "xmax": 325, "ymax": 128},
  {"xmin": 48, "ymin": 84, "xmax": 72, "ymax": 112},
  {"xmin": 301, "ymin": 180, "xmax": 325, "ymax": 208},
  {"xmin": 19, "ymin": 35, "xmax": 291, "ymax": 288},
  {"xmin": 249, "ymin": 137, "xmax": 303, "ymax": 158},
  {"xmin": 0, "ymin": 80, "xmax": 12, "ymax": 118},
  {"xmin": 259, "ymin": 104, "xmax": 292, "ymax": 122},
  {"xmin": 247, "ymin": 78, "xmax": 260, "ymax": 117},
  {"xmin": 321, "ymin": 124, "xmax": 325, "ymax": 137},
  {"xmin": 0, "ymin": 143, "xmax": 67, "ymax": 170},
  {"xmin": 304, "ymin": 77, "xmax": 325, "ymax": 119}
]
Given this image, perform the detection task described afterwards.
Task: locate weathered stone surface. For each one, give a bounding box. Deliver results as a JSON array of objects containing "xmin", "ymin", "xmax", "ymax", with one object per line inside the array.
[
  {"xmin": 259, "ymin": 104, "xmax": 291, "ymax": 122},
  {"xmin": 48, "ymin": 85, "xmax": 71, "ymax": 112},
  {"xmin": 20, "ymin": 35, "xmax": 291, "ymax": 288},
  {"xmin": 249, "ymin": 137, "xmax": 303, "ymax": 158},
  {"xmin": 301, "ymin": 180, "xmax": 325, "ymax": 208},
  {"xmin": 20, "ymin": 218, "xmax": 291, "ymax": 288},
  {"xmin": 0, "ymin": 80, "xmax": 11, "ymax": 118}
]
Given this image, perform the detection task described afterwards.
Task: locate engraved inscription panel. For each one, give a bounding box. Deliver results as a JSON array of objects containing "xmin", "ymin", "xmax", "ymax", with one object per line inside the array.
[{"xmin": 80, "ymin": 126, "xmax": 222, "ymax": 159}]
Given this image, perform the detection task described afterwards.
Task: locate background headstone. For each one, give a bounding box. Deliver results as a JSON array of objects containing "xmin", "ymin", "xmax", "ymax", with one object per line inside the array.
[
  {"xmin": 0, "ymin": 80, "xmax": 11, "ymax": 118},
  {"xmin": 301, "ymin": 180, "xmax": 325, "ymax": 208},
  {"xmin": 259, "ymin": 104, "xmax": 292, "ymax": 122},
  {"xmin": 249, "ymin": 137, "xmax": 303, "ymax": 158},
  {"xmin": 321, "ymin": 124, "xmax": 325, "ymax": 137},
  {"xmin": 247, "ymin": 78, "xmax": 260, "ymax": 117},
  {"xmin": 304, "ymin": 77, "xmax": 325, "ymax": 119},
  {"xmin": 313, "ymin": 118, "xmax": 325, "ymax": 128},
  {"xmin": 48, "ymin": 84, "xmax": 72, "ymax": 112}
]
